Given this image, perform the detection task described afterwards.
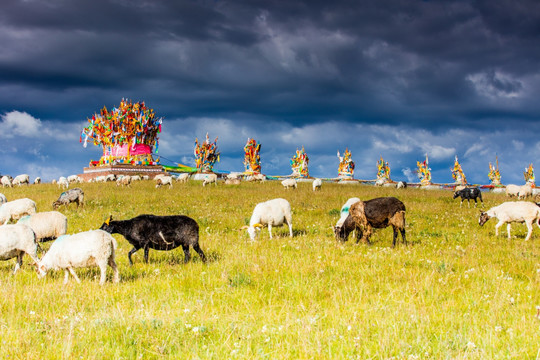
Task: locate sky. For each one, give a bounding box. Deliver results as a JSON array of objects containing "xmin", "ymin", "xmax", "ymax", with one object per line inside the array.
[{"xmin": 1, "ymin": 0, "xmax": 540, "ymax": 184}]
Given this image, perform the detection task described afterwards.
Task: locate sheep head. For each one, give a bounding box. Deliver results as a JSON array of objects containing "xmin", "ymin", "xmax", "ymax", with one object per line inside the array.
[
  {"xmin": 243, "ymin": 223, "xmax": 263, "ymax": 240},
  {"xmin": 478, "ymin": 212, "xmax": 490, "ymax": 226}
]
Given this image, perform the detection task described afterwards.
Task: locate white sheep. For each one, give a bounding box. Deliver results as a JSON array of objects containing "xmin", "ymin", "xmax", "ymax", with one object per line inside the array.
[
  {"xmin": 0, "ymin": 198, "xmax": 37, "ymax": 224},
  {"xmin": 518, "ymin": 184, "xmax": 533, "ymax": 200},
  {"xmin": 281, "ymin": 178, "xmax": 297, "ymax": 189},
  {"xmin": 57, "ymin": 176, "xmax": 69, "ymax": 189},
  {"xmin": 176, "ymin": 173, "xmax": 190, "ymax": 183},
  {"xmin": 12, "ymin": 174, "xmax": 30, "ymax": 186},
  {"xmin": 0, "ymin": 224, "xmax": 39, "ymax": 274},
  {"xmin": 105, "ymin": 174, "xmax": 116, "ymax": 182},
  {"xmin": 226, "ymin": 172, "xmax": 242, "ymax": 180},
  {"xmin": 36, "ymin": 229, "xmax": 120, "ymax": 285},
  {"xmin": 202, "ymin": 174, "xmax": 218, "ymax": 187},
  {"xmin": 116, "ymin": 175, "xmax": 131, "ymax": 187},
  {"xmin": 17, "ymin": 211, "xmax": 68, "ymax": 242},
  {"xmin": 155, "ymin": 175, "xmax": 173, "ymax": 188},
  {"xmin": 130, "ymin": 175, "xmax": 142, "ymax": 181},
  {"xmin": 246, "ymin": 173, "xmax": 266, "ymax": 182},
  {"xmin": 312, "ymin": 178, "xmax": 322, "ymax": 191},
  {"xmin": 33, "ymin": 177, "xmax": 41, "ymax": 184},
  {"xmin": 242, "ymin": 198, "xmax": 293, "ymax": 240},
  {"xmin": 505, "ymin": 184, "xmax": 520, "ymax": 197},
  {"xmin": 0, "ymin": 193, "xmax": 6, "ymax": 204},
  {"xmin": 479, "ymin": 201, "xmax": 540, "ymax": 241},
  {"xmin": 67, "ymin": 175, "xmax": 83, "ymax": 184},
  {"xmin": 335, "ymin": 197, "xmax": 361, "ymax": 228},
  {"xmin": 224, "ymin": 178, "xmax": 241, "ymax": 185},
  {"xmin": 1, "ymin": 176, "xmax": 12, "ymax": 188}
]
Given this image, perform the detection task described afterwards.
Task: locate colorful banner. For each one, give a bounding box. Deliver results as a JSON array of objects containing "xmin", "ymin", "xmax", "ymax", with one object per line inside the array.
[
  {"xmin": 291, "ymin": 146, "xmax": 309, "ymax": 177},
  {"xmin": 524, "ymin": 163, "xmax": 535, "ymax": 186},
  {"xmin": 194, "ymin": 133, "xmax": 220, "ymax": 173},
  {"xmin": 451, "ymin": 155, "xmax": 467, "ymax": 185},
  {"xmin": 244, "ymin": 138, "xmax": 261, "ymax": 174},
  {"xmin": 488, "ymin": 157, "xmax": 501, "ymax": 186},
  {"xmin": 376, "ymin": 156, "xmax": 391, "ymax": 182},
  {"xmin": 337, "ymin": 148, "xmax": 355, "ymax": 179},
  {"xmin": 417, "ymin": 154, "xmax": 432, "ymax": 186}
]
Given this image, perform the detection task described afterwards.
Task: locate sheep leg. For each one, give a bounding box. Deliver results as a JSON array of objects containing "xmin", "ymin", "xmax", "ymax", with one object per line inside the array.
[
  {"xmin": 98, "ymin": 262, "xmax": 108, "ymax": 285},
  {"xmin": 128, "ymin": 247, "xmax": 140, "ymax": 266},
  {"xmin": 109, "ymin": 257, "xmax": 120, "ymax": 283},
  {"xmin": 193, "ymin": 244, "xmax": 207, "ymax": 263},
  {"xmin": 64, "ymin": 270, "xmax": 70, "ymax": 284},
  {"xmin": 525, "ymin": 221, "xmax": 533, "ymax": 241},
  {"xmin": 287, "ymin": 221, "xmax": 293, "ymax": 238},
  {"xmin": 495, "ymin": 220, "xmax": 504, "ymax": 236},
  {"xmin": 400, "ymin": 228, "xmax": 407, "ymax": 245},
  {"xmin": 143, "ymin": 246, "xmax": 150, "ymax": 263},
  {"xmin": 268, "ymin": 224, "xmax": 273, "ymax": 239},
  {"xmin": 13, "ymin": 253, "xmax": 23, "ymax": 274},
  {"xmin": 392, "ymin": 226, "xmax": 399, "ymax": 247},
  {"xmin": 182, "ymin": 244, "xmax": 191, "ymax": 263},
  {"xmin": 67, "ymin": 267, "xmax": 81, "ymax": 283},
  {"xmin": 506, "ymin": 223, "xmax": 512, "ymax": 239}
]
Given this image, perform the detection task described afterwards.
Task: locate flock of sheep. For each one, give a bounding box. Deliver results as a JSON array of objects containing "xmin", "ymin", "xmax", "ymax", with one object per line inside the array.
[{"xmin": 2, "ymin": 171, "xmax": 540, "ymax": 285}]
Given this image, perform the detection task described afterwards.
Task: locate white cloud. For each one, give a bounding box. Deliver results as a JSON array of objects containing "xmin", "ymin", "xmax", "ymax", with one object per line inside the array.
[
  {"xmin": 0, "ymin": 110, "xmax": 42, "ymax": 138},
  {"xmin": 467, "ymin": 71, "xmax": 522, "ymax": 99}
]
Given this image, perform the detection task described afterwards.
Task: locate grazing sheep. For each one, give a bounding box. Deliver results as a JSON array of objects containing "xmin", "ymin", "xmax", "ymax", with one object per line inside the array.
[
  {"xmin": 453, "ymin": 187, "xmax": 483, "ymax": 207},
  {"xmin": 100, "ymin": 214, "xmax": 206, "ymax": 265},
  {"xmin": 246, "ymin": 173, "xmax": 266, "ymax": 182},
  {"xmin": 33, "ymin": 177, "xmax": 41, "ymax": 184},
  {"xmin": 52, "ymin": 188, "xmax": 84, "ymax": 210},
  {"xmin": 202, "ymin": 173, "xmax": 218, "ymax": 187},
  {"xmin": 396, "ymin": 181, "xmax": 407, "ymax": 189},
  {"xmin": 1, "ymin": 176, "xmax": 12, "ymax": 188},
  {"xmin": 281, "ymin": 178, "xmax": 297, "ymax": 189},
  {"xmin": 334, "ymin": 197, "xmax": 406, "ymax": 246},
  {"xmin": 36, "ymin": 230, "xmax": 119, "ymax": 285},
  {"xmin": 176, "ymin": 173, "xmax": 190, "ymax": 183},
  {"xmin": 142, "ymin": 175, "xmax": 150, "ymax": 180},
  {"xmin": 312, "ymin": 178, "xmax": 322, "ymax": 191},
  {"xmin": 116, "ymin": 175, "xmax": 131, "ymax": 187},
  {"xmin": 242, "ymin": 198, "xmax": 293, "ymax": 241},
  {"xmin": 491, "ymin": 187, "xmax": 506, "ymax": 194},
  {"xmin": 226, "ymin": 172, "xmax": 242, "ymax": 180},
  {"xmin": 0, "ymin": 224, "xmax": 39, "ymax": 274},
  {"xmin": 479, "ymin": 201, "xmax": 540, "ymax": 241},
  {"xmin": 518, "ymin": 184, "xmax": 533, "ymax": 200},
  {"xmin": 335, "ymin": 197, "xmax": 361, "ymax": 229},
  {"xmin": 57, "ymin": 176, "xmax": 69, "ymax": 189},
  {"xmin": 0, "ymin": 193, "xmax": 6, "ymax": 205},
  {"xmin": 505, "ymin": 184, "xmax": 520, "ymax": 197},
  {"xmin": 130, "ymin": 175, "xmax": 142, "ymax": 181},
  {"xmin": 0, "ymin": 198, "xmax": 37, "ymax": 224},
  {"xmin": 224, "ymin": 178, "xmax": 241, "ymax": 185},
  {"xmin": 94, "ymin": 176, "xmax": 107, "ymax": 183},
  {"xmin": 67, "ymin": 175, "xmax": 82, "ymax": 184},
  {"xmin": 105, "ymin": 174, "xmax": 116, "ymax": 182},
  {"xmin": 17, "ymin": 211, "xmax": 68, "ymax": 242},
  {"xmin": 155, "ymin": 175, "xmax": 173, "ymax": 188},
  {"xmin": 12, "ymin": 174, "xmax": 30, "ymax": 186}
]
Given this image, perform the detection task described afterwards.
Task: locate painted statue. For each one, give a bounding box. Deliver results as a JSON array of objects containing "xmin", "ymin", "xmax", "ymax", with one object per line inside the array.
[
  {"xmin": 488, "ymin": 157, "xmax": 501, "ymax": 186},
  {"xmin": 524, "ymin": 163, "xmax": 535, "ymax": 186},
  {"xmin": 194, "ymin": 133, "xmax": 220, "ymax": 173},
  {"xmin": 337, "ymin": 148, "xmax": 355, "ymax": 179},
  {"xmin": 244, "ymin": 138, "xmax": 261, "ymax": 174},
  {"xmin": 417, "ymin": 154, "xmax": 432, "ymax": 186},
  {"xmin": 291, "ymin": 146, "xmax": 309, "ymax": 177},
  {"xmin": 451, "ymin": 155, "xmax": 467, "ymax": 185},
  {"xmin": 376, "ymin": 156, "xmax": 391, "ymax": 183}
]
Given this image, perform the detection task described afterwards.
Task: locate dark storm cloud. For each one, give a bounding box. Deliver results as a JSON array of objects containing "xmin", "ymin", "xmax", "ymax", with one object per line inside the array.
[{"xmin": 1, "ymin": 0, "xmax": 540, "ymax": 183}]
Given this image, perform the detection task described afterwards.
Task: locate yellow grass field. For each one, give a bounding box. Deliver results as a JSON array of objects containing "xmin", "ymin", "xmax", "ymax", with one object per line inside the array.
[{"xmin": 1, "ymin": 180, "xmax": 539, "ymax": 359}]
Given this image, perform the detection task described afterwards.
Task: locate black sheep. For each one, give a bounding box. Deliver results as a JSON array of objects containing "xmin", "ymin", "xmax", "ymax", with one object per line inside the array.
[
  {"xmin": 334, "ymin": 197, "xmax": 406, "ymax": 246},
  {"xmin": 453, "ymin": 187, "xmax": 483, "ymax": 207},
  {"xmin": 100, "ymin": 214, "xmax": 206, "ymax": 265}
]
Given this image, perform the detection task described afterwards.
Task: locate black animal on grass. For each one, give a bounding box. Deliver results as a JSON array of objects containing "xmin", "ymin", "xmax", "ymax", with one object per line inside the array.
[
  {"xmin": 333, "ymin": 197, "xmax": 406, "ymax": 246},
  {"xmin": 100, "ymin": 214, "xmax": 206, "ymax": 265},
  {"xmin": 453, "ymin": 187, "xmax": 483, "ymax": 207}
]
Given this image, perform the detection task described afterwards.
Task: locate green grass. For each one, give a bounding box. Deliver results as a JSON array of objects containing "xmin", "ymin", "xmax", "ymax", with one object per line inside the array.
[{"xmin": 1, "ymin": 181, "xmax": 540, "ymax": 359}]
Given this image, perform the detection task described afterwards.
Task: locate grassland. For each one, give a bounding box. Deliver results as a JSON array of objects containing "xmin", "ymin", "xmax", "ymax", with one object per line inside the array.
[{"xmin": 0, "ymin": 180, "xmax": 539, "ymax": 359}]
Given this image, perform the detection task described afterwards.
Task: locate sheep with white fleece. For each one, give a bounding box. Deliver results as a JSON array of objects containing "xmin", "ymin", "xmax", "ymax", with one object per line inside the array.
[
  {"xmin": 243, "ymin": 198, "xmax": 293, "ymax": 240},
  {"xmin": 12, "ymin": 174, "xmax": 30, "ymax": 186},
  {"xmin": 0, "ymin": 198, "xmax": 37, "ymax": 224},
  {"xmin": 57, "ymin": 176, "xmax": 69, "ymax": 189},
  {"xmin": 202, "ymin": 173, "xmax": 218, "ymax": 187},
  {"xmin": 1, "ymin": 176, "xmax": 12, "ymax": 188},
  {"xmin": 0, "ymin": 224, "xmax": 39, "ymax": 274},
  {"xmin": 0, "ymin": 193, "xmax": 6, "ymax": 205},
  {"xmin": 155, "ymin": 175, "xmax": 173, "ymax": 188},
  {"xmin": 281, "ymin": 178, "xmax": 297, "ymax": 189},
  {"xmin": 518, "ymin": 184, "xmax": 533, "ymax": 200},
  {"xmin": 176, "ymin": 173, "xmax": 190, "ymax": 183},
  {"xmin": 312, "ymin": 178, "xmax": 322, "ymax": 191},
  {"xmin": 17, "ymin": 211, "xmax": 67, "ymax": 242},
  {"xmin": 479, "ymin": 201, "xmax": 540, "ymax": 241},
  {"xmin": 505, "ymin": 184, "xmax": 520, "ymax": 197},
  {"xmin": 36, "ymin": 229, "xmax": 120, "ymax": 285}
]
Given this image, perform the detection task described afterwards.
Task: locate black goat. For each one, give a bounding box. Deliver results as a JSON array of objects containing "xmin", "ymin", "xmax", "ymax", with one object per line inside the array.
[
  {"xmin": 453, "ymin": 187, "xmax": 483, "ymax": 207},
  {"xmin": 100, "ymin": 214, "xmax": 206, "ymax": 265},
  {"xmin": 334, "ymin": 197, "xmax": 406, "ymax": 246}
]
